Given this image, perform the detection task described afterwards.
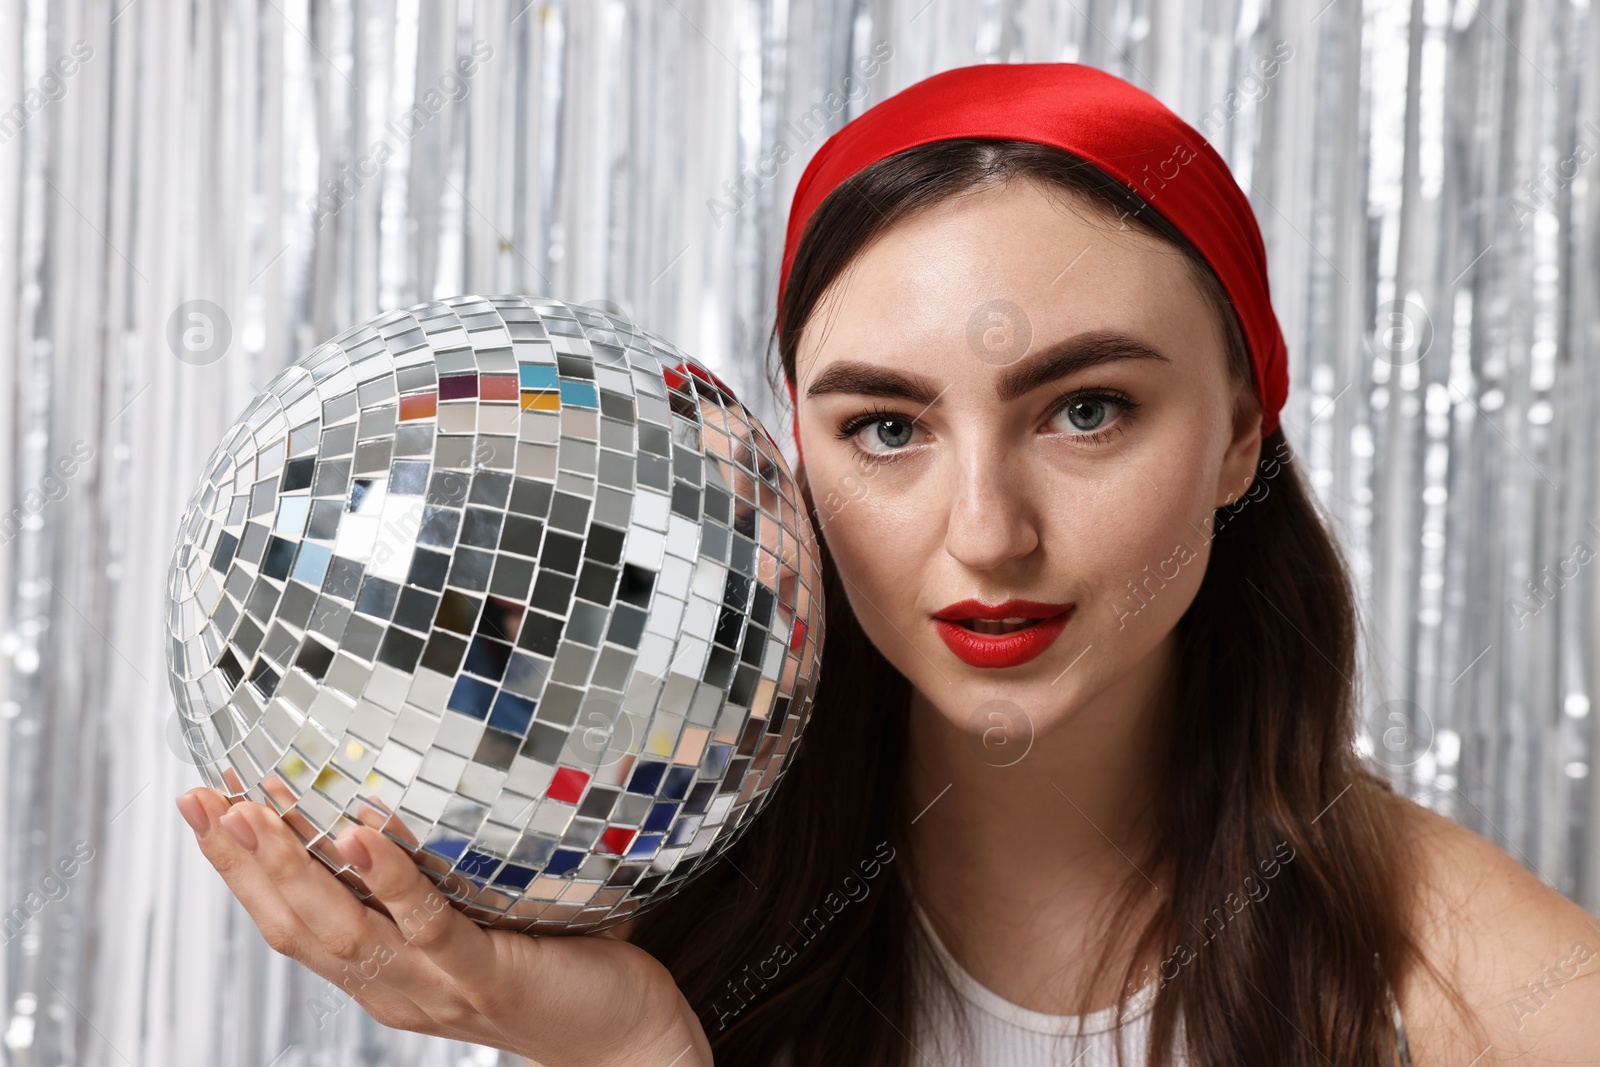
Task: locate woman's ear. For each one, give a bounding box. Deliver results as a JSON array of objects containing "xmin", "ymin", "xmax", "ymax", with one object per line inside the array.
[{"xmin": 1214, "ymin": 382, "xmax": 1265, "ymax": 510}]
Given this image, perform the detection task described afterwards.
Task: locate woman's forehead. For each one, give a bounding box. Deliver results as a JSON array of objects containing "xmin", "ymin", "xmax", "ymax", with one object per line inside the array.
[{"xmin": 794, "ymin": 185, "xmax": 1213, "ymax": 391}]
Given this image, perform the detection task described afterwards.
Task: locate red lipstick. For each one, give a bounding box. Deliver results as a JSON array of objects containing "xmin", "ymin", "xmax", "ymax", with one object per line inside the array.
[{"xmin": 931, "ymin": 599, "xmax": 1075, "ymax": 669}]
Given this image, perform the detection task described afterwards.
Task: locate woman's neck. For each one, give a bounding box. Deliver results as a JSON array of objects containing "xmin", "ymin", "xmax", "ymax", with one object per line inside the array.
[{"xmin": 902, "ymin": 627, "xmax": 1179, "ymax": 1012}]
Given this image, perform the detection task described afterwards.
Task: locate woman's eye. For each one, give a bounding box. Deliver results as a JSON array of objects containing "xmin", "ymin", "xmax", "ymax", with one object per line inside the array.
[
  {"xmin": 1047, "ymin": 392, "xmax": 1136, "ymax": 442},
  {"xmin": 857, "ymin": 415, "xmax": 921, "ymax": 454},
  {"xmin": 1055, "ymin": 396, "xmax": 1113, "ymax": 432},
  {"xmin": 834, "ymin": 391, "xmax": 1138, "ymax": 456},
  {"xmin": 838, "ymin": 409, "xmax": 928, "ymax": 454}
]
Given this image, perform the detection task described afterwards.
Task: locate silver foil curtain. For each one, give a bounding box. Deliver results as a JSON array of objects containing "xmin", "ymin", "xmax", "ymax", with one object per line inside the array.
[{"xmin": 2, "ymin": 0, "xmax": 1597, "ymax": 1064}]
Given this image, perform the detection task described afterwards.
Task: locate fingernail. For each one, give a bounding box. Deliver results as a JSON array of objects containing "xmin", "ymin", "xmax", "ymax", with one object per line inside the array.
[
  {"xmin": 337, "ymin": 831, "xmax": 373, "ymax": 872},
  {"xmin": 220, "ymin": 809, "xmax": 259, "ymax": 853},
  {"xmin": 175, "ymin": 793, "xmax": 210, "ymax": 835}
]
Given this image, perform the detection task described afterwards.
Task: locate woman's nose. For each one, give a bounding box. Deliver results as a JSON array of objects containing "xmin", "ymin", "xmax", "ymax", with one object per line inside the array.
[{"xmin": 941, "ymin": 451, "xmax": 1041, "ymax": 569}]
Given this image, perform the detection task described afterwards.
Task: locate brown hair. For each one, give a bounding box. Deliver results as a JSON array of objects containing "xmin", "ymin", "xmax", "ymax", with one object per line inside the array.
[{"xmin": 627, "ymin": 138, "xmax": 1478, "ymax": 1065}]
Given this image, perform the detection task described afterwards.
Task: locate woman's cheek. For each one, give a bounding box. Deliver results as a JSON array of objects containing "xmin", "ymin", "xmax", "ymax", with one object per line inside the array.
[
  {"xmin": 830, "ymin": 534, "xmax": 918, "ymax": 672},
  {"xmin": 851, "ymin": 501, "xmax": 925, "ymax": 589},
  {"xmin": 820, "ymin": 492, "xmax": 934, "ymax": 660},
  {"xmin": 1083, "ymin": 477, "xmax": 1212, "ymax": 652}
]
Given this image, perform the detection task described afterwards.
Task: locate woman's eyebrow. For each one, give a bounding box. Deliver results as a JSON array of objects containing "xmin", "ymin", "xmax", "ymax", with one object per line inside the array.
[{"xmin": 803, "ymin": 330, "xmax": 1172, "ymax": 406}]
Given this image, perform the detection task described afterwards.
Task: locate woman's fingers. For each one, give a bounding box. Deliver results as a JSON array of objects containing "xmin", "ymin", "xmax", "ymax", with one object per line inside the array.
[
  {"xmin": 331, "ymin": 821, "xmax": 514, "ymax": 991},
  {"xmin": 220, "ymin": 798, "xmax": 410, "ymax": 980},
  {"xmin": 354, "ymin": 797, "xmax": 421, "ymax": 848},
  {"xmin": 313, "ymin": 811, "xmax": 549, "ymax": 1049},
  {"xmin": 176, "ymin": 787, "xmax": 431, "ymax": 1031},
  {"xmin": 178, "ymin": 787, "xmax": 311, "ymax": 954},
  {"xmin": 329, "ymin": 822, "xmax": 550, "ymax": 1052},
  {"xmin": 179, "ymin": 784, "xmax": 704, "ymax": 1063}
]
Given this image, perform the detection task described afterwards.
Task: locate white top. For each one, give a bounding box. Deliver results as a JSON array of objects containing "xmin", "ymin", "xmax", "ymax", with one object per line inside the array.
[
  {"xmin": 763, "ymin": 901, "xmax": 1187, "ymax": 1067},
  {"xmin": 767, "ymin": 902, "xmax": 1410, "ymax": 1065},
  {"xmin": 907, "ymin": 899, "xmax": 1187, "ymax": 1066}
]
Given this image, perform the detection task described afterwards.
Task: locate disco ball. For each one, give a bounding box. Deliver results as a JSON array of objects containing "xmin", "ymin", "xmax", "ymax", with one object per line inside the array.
[{"xmin": 163, "ymin": 294, "xmax": 825, "ymax": 933}]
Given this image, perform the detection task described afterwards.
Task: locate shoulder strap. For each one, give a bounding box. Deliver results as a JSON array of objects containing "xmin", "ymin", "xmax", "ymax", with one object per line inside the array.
[
  {"xmin": 1373, "ymin": 950, "xmax": 1414, "ymax": 1066},
  {"xmin": 1382, "ymin": 967, "xmax": 1414, "ymax": 1067}
]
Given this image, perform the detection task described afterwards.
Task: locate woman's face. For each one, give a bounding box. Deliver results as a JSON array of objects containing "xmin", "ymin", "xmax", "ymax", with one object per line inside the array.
[{"xmin": 792, "ymin": 177, "xmax": 1262, "ymax": 743}]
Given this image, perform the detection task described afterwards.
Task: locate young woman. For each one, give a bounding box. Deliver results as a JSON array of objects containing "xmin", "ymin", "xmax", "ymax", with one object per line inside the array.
[{"xmin": 175, "ymin": 64, "xmax": 1600, "ymax": 1066}]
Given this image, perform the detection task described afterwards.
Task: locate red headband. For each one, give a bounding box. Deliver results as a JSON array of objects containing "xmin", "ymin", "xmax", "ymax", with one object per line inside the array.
[{"xmin": 778, "ymin": 62, "xmax": 1288, "ymax": 465}]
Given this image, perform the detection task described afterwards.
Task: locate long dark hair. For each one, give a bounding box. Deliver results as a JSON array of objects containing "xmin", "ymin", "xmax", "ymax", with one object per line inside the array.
[{"xmin": 628, "ymin": 138, "xmax": 1479, "ymax": 1065}]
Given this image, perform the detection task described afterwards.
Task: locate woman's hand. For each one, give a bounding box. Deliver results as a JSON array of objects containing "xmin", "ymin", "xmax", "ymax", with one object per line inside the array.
[{"xmin": 174, "ymin": 782, "xmax": 711, "ymax": 1067}]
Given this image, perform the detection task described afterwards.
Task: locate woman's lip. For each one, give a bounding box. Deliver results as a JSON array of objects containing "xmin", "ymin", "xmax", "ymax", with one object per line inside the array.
[
  {"xmin": 932, "ymin": 598, "xmax": 1075, "ymax": 621},
  {"xmin": 933, "ymin": 608, "xmax": 1074, "ymax": 668}
]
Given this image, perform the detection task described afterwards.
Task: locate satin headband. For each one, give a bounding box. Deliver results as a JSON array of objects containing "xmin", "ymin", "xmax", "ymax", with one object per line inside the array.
[{"xmin": 777, "ymin": 62, "xmax": 1289, "ymax": 465}]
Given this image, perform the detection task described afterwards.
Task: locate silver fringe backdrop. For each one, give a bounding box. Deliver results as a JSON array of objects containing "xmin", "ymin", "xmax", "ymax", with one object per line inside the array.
[{"xmin": 2, "ymin": 0, "xmax": 1597, "ymax": 1064}]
